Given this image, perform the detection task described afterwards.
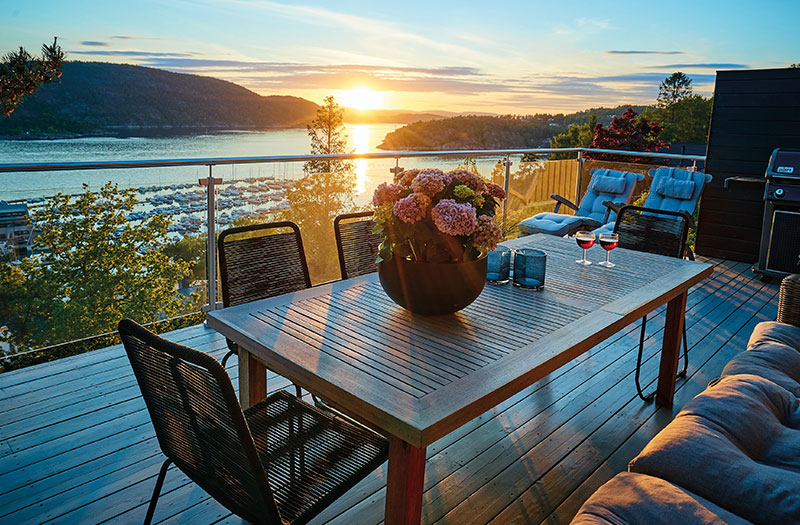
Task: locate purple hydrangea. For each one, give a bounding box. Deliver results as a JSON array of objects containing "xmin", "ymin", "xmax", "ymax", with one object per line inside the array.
[
  {"xmin": 411, "ymin": 168, "xmax": 449, "ymax": 197},
  {"xmin": 472, "ymin": 214, "xmax": 502, "ymax": 252},
  {"xmin": 431, "ymin": 199, "xmax": 477, "ymax": 236},
  {"xmin": 372, "ymin": 182, "xmax": 405, "ymax": 207},
  {"xmin": 447, "ymin": 169, "xmax": 487, "ymax": 194},
  {"xmin": 486, "ymin": 182, "xmax": 506, "ymax": 200},
  {"xmin": 393, "ymin": 192, "xmax": 430, "ymax": 223},
  {"xmin": 395, "ymin": 168, "xmax": 420, "ymax": 187}
]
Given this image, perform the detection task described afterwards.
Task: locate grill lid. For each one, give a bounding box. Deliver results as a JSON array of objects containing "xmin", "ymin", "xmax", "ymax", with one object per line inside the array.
[{"xmin": 766, "ymin": 148, "xmax": 800, "ymax": 180}]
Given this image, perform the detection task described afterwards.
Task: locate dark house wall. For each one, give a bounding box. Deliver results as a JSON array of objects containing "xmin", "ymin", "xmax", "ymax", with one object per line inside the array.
[{"xmin": 695, "ymin": 68, "xmax": 800, "ymax": 262}]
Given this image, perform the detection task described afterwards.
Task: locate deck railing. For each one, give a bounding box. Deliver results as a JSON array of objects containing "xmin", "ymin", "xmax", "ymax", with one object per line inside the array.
[{"xmin": 0, "ymin": 147, "xmax": 705, "ymax": 368}]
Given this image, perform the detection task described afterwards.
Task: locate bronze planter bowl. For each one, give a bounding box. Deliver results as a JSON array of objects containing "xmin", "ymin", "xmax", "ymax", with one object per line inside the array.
[{"xmin": 378, "ymin": 255, "xmax": 487, "ymax": 315}]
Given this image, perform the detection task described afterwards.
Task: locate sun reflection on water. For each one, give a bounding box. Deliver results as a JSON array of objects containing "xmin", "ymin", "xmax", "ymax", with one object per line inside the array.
[{"xmin": 351, "ymin": 124, "xmax": 370, "ymax": 195}]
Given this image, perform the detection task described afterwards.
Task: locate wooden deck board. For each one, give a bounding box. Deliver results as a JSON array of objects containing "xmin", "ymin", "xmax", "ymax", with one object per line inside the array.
[{"xmin": 0, "ymin": 257, "xmax": 781, "ymax": 525}]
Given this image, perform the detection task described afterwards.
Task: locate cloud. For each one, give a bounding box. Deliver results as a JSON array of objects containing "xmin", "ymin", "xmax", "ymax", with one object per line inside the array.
[
  {"xmin": 645, "ymin": 63, "xmax": 749, "ymax": 69},
  {"xmin": 110, "ymin": 35, "xmax": 163, "ymax": 40},
  {"xmin": 81, "ymin": 41, "xmax": 111, "ymax": 47},
  {"xmin": 69, "ymin": 50, "xmax": 198, "ymax": 57},
  {"xmin": 605, "ymin": 50, "xmax": 684, "ymax": 55}
]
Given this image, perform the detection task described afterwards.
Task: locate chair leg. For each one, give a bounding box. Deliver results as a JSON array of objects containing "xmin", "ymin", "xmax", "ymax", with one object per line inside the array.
[
  {"xmin": 677, "ymin": 325, "xmax": 689, "ymax": 378},
  {"xmin": 144, "ymin": 459, "xmax": 171, "ymax": 525},
  {"xmin": 635, "ymin": 316, "xmax": 656, "ymax": 403}
]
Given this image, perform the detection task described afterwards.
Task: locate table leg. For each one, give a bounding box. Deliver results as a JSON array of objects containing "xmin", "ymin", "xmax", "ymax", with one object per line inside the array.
[
  {"xmin": 656, "ymin": 291, "xmax": 687, "ymax": 408},
  {"xmin": 385, "ymin": 436, "xmax": 426, "ymax": 525},
  {"xmin": 238, "ymin": 350, "xmax": 267, "ymax": 410}
]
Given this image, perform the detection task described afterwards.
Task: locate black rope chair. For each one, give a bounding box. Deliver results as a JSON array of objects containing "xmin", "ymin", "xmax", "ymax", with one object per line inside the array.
[
  {"xmin": 119, "ymin": 318, "xmax": 388, "ymax": 525},
  {"xmin": 613, "ymin": 205, "xmax": 693, "ymax": 402},
  {"xmin": 333, "ymin": 211, "xmax": 381, "ymax": 280},
  {"xmin": 217, "ymin": 222, "xmax": 311, "ymax": 398}
]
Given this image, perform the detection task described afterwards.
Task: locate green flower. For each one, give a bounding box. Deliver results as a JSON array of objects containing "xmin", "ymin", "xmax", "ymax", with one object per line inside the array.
[{"xmin": 453, "ymin": 184, "xmax": 474, "ymax": 201}]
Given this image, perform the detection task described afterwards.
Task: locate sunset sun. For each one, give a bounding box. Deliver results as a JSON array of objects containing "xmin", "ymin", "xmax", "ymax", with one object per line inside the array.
[{"xmin": 339, "ymin": 87, "xmax": 384, "ymax": 111}]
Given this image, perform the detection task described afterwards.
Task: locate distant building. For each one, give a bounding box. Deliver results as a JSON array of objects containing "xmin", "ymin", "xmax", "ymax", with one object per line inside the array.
[{"xmin": 0, "ymin": 203, "xmax": 32, "ymax": 261}]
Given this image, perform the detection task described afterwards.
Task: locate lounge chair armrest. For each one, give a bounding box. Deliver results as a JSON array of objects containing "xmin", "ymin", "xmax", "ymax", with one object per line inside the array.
[
  {"xmin": 551, "ymin": 194, "xmax": 579, "ymax": 213},
  {"xmin": 601, "ymin": 200, "xmax": 625, "ymax": 223}
]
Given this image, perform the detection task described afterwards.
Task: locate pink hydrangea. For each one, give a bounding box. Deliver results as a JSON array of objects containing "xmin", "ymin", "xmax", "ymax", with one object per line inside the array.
[
  {"xmin": 447, "ymin": 169, "xmax": 487, "ymax": 194},
  {"xmin": 472, "ymin": 214, "xmax": 502, "ymax": 252},
  {"xmin": 372, "ymin": 182, "xmax": 405, "ymax": 207},
  {"xmin": 395, "ymin": 168, "xmax": 420, "ymax": 187},
  {"xmin": 411, "ymin": 168, "xmax": 449, "ymax": 197},
  {"xmin": 393, "ymin": 192, "xmax": 430, "ymax": 223},
  {"xmin": 431, "ymin": 199, "xmax": 477, "ymax": 236},
  {"xmin": 486, "ymin": 182, "xmax": 506, "ymax": 200}
]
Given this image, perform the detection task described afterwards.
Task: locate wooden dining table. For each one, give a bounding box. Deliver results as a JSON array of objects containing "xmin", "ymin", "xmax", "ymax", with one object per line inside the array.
[{"xmin": 206, "ymin": 233, "xmax": 713, "ymax": 525}]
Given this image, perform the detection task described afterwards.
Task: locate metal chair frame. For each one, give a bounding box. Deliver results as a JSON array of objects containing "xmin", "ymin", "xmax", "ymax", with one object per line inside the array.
[{"xmin": 613, "ymin": 205, "xmax": 692, "ymax": 402}]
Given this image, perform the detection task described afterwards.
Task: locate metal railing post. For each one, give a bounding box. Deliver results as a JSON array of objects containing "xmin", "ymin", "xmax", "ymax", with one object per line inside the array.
[
  {"xmin": 503, "ymin": 155, "xmax": 512, "ymax": 230},
  {"xmin": 200, "ymin": 166, "xmax": 222, "ymax": 312},
  {"xmin": 575, "ymin": 150, "xmax": 585, "ymax": 205}
]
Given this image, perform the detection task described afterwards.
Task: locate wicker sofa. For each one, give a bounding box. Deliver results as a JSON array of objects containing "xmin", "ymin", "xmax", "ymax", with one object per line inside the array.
[{"xmin": 572, "ymin": 275, "xmax": 800, "ymax": 525}]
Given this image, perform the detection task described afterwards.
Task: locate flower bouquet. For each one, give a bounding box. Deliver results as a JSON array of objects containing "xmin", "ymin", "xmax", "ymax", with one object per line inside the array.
[
  {"xmin": 371, "ymin": 168, "xmax": 506, "ymax": 315},
  {"xmin": 372, "ymin": 168, "xmax": 505, "ymax": 263}
]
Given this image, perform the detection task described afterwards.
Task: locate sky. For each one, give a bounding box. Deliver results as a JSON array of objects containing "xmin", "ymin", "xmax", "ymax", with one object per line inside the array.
[{"xmin": 2, "ymin": 0, "xmax": 799, "ymax": 114}]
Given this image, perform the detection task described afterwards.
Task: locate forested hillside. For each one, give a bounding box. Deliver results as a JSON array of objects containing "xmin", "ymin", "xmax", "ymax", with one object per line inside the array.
[
  {"xmin": 0, "ymin": 62, "xmax": 319, "ymax": 138},
  {"xmin": 378, "ymin": 105, "xmax": 646, "ymax": 150}
]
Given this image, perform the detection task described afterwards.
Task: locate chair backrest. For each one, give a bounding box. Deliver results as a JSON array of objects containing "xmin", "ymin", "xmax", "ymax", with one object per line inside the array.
[
  {"xmin": 118, "ymin": 318, "xmax": 282, "ymax": 524},
  {"xmin": 613, "ymin": 205, "xmax": 690, "ymax": 259},
  {"xmin": 576, "ymin": 169, "xmax": 644, "ymax": 223},
  {"xmin": 644, "ymin": 167, "xmax": 713, "ymax": 216},
  {"xmin": 218, "ymin": 221, "xmax": 311, "ymax": 308},
  {"xmin": 334, "ymin": 211, "xmax": 381, "ymax": 279}
]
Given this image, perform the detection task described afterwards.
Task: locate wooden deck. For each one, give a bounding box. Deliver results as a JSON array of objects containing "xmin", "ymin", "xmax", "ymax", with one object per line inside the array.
[{"xmin": 0, "ymin": 257, "xmax": 780, "ymax": 524}]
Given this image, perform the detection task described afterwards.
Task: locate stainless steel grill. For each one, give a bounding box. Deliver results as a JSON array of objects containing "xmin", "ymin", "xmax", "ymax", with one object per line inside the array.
[{"xmin": 756, "ymin": 148, "xmax": 800, "ymax": 278}]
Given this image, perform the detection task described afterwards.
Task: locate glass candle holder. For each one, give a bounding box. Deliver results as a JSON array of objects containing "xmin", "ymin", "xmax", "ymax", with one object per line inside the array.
[
  {"xmin": 486, "ymin": 246, "xmax": 511, "ymax": 285},
  {"xmin": 513, "ymin": 248, "xmax": 546, "ymax": 290}
]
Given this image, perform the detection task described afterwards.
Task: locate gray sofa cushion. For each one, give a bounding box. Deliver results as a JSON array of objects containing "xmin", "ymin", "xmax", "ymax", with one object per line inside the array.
[
  {"xmin": 571, "ymin": 472, "xmax": 749, "ymax": 524},
  {"xmin": 747, "ymin": 321, "xmax": 800, "ymax": 351},
  {"xmin": 628, "ymin": 374, "xmax": 800, "ymax": 524}
]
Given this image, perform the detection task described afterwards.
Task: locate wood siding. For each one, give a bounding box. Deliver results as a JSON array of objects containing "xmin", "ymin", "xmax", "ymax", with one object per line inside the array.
[{"xmin": 696, "ymin": 68, "xmax": 800, "ymax": 262}]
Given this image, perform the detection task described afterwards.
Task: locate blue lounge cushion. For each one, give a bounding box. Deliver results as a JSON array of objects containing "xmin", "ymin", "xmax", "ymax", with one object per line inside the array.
[
  {"xmin": 591, "ymin": 175, "xmax": 627, "ymax": 195},
  {"xmin": 517, "ymin": 213, "xmax": 600, "ymax": 237},
  {"xmin": 655, "ymin": 177, "xmax": 696, "ymax": 200}
]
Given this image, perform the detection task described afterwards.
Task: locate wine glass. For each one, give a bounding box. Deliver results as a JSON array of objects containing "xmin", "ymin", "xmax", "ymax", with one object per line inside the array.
[
  {"xmin": 575, "ymin": 231, "xmax": 596, "ymax": 265},
  {"xmin": 598, "ymin": 233, "xmax": 619, "ymax": 267}
]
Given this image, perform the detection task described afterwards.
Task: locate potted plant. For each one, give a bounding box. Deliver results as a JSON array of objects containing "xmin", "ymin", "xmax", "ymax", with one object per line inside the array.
[{"xmin": 372, "ymin": 168, "xmax": 505, "ymax": 315}]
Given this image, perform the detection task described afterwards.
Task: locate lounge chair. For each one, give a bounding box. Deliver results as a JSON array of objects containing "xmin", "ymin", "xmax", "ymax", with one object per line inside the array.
[
  {"xmin": 593, "ymin": 167, "xmax": 712, "ymax": 238},
  {"xmin": 517, "ymin": 168, "xmax": 643, "ymax": 237}
]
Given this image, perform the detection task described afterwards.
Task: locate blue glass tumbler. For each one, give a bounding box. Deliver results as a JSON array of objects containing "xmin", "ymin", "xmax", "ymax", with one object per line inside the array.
[
  {"xmin": 513, "ymin": 248, "xmax": 546, "ymax": 290},
  {"xmin": 486, "ymin": 246, "xmax": 511, "ymax": 285}
]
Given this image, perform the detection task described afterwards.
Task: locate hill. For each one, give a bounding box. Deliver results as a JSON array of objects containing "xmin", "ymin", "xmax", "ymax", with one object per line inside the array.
[
  {"xmin": 377, "ymin": 105, "xmax": 647, "ymax": 150},
  {"xmin": 0, "ymin": 62, "xmax": 320, "ymax": 138}
]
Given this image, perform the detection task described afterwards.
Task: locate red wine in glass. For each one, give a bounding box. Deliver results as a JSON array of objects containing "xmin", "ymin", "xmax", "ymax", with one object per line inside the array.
[
  {"xmin": 575, "ymin": 231, "xmax": 596, "ymax": 265},
  {"xmin": 598, "ymin": 233, "xmax": 619, "ymax": 267}
]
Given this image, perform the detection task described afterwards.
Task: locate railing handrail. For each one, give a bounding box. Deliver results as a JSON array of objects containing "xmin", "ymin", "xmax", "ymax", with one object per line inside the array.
[{"xmin": 0, "ymin": 147, "xmax": 705, "ymax": 173}]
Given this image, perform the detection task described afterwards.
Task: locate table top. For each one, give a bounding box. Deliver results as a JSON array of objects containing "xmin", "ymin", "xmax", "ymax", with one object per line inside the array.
[{"xmin": 206, "ymin": 234, "xmax": 713, "ymax": 448}]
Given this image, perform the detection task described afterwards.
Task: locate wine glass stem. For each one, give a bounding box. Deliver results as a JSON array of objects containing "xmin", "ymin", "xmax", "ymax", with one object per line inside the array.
[
  {"xmin": 582, "ymin": 249, "xmax": 587, "ymax": 263},
  {"xmin": 606, "ymin": 251, "xmax": 610, "ymax": 265}
]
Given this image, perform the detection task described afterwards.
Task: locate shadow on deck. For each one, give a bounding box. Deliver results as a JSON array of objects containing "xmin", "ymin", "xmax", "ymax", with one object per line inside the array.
[{"xmin": 0, "ymin": 257, "xmax": 779, "ymax": 524}]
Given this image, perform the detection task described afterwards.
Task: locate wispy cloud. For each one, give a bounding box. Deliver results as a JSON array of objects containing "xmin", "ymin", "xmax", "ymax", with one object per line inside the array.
[
  {"xmin": 81, "ymin": 41, "xmax": 111, "ymax": 47},
  {"xmin": 69, "ymin": 50, "xmax": 198, "ymax": 57},
  {"xmin": 645, "ymin": 63, "xmax": 749, "ymax": 69},
  {"xmin": 605, "ymin": 50, "xmax": 684, "ymax": 55},
  {"xmin": 110, "ymin": 35, "xmax": 163, "ymax": 40}
]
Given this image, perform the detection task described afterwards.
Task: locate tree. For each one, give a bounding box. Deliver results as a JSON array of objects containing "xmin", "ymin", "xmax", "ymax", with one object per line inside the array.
[
  {"xmin": 657, "ymin": 72, "xmax": 693, "ymax": 109},
  {"xmin": 588, "ymin": 108, "xmax": 667, "ymax": 163},
  {"xmin": 790, "ymin": 63, "xmax": 800, "ymax": 68},
  {"xmin": 1, "ymin": 37, "xmax": 64, "ymax": 116},
  {"xmin": 656, "ymin": 94, "xmax": 713, "ymax": 143},
  {"xmin": 0, "ymin": 183, "xmax": 193, "ymax": 349},
  {"xmin": 549, "ymin": 114, "xmax": 597, "ymax": 159},
  {"xmin": 304, "ymin": 96, "xmax": 354, "ymax": 175}
]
